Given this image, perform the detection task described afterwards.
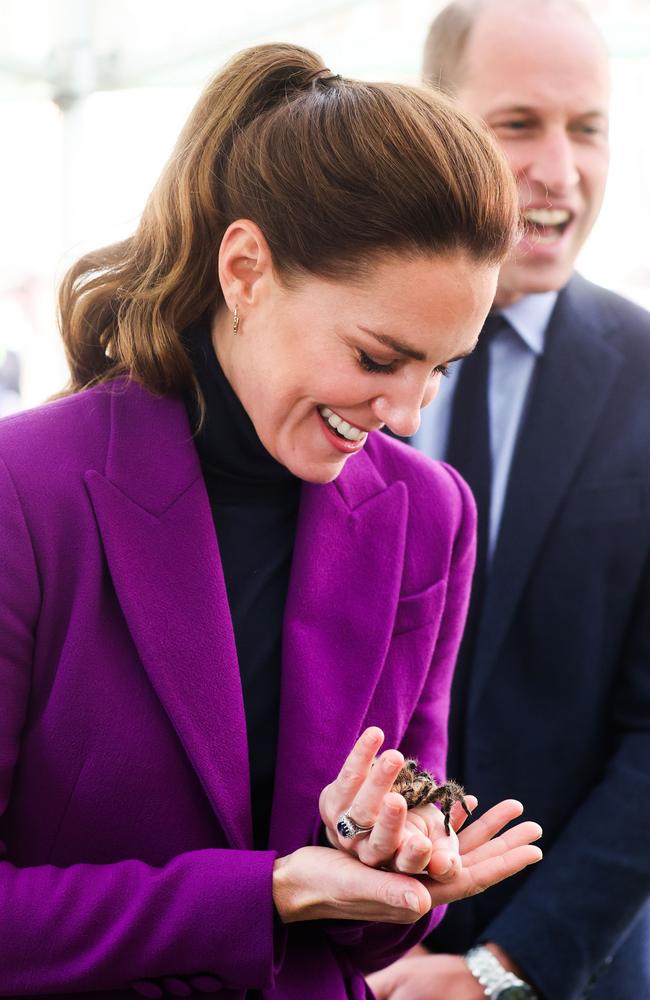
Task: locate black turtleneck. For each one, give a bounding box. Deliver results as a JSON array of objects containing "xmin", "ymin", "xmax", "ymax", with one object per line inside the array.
[{"xmin": 185, "ymin": 316, "xmax": 301, "ymax": 850}]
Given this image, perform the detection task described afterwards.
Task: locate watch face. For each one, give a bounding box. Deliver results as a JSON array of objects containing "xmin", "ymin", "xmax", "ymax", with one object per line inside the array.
[{"xmin": 497, "ymin": 987, "xmax": 535, "ymax": 1000}]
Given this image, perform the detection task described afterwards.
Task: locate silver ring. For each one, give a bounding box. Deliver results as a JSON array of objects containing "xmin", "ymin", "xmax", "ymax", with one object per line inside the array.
[{"xmin": 336, "ymin": 811, "xmax": 374, "ymax": 839}]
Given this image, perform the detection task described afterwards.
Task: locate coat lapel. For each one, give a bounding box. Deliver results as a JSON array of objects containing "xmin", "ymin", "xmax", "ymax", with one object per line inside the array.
[
  {"xmin": 85, "ymin": 383, "xmax": 252, "ymax": 849},
  {"xmin": 270, "ymin": 449, "xmax": 408, "ymax": 855},
  {"xmin": 471, "ymin": 276, "xmax": 625, "ymax": 710}
]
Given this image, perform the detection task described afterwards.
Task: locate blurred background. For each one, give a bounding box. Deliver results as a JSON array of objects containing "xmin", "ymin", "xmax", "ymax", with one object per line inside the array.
[{"xmin": 1, "ymin": 0, "xmax": 649, "ymax": 412}]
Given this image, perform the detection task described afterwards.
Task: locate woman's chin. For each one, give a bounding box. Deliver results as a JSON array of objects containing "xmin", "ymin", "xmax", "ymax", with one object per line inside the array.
[{"xmin": 281, "ymin": 448, "xmax": 352, "ymax": 484}]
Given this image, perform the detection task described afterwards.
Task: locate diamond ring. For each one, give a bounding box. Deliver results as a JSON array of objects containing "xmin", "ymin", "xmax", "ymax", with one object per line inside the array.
[{"xmin": 336, "ymin": 811, "xmax": 374, "ymax": 839}]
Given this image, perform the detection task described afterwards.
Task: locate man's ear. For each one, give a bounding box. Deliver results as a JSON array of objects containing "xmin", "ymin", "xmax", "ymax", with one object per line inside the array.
[{"xmin": 218, "ymin": 219, "xmax": 274, "ymax": 312}]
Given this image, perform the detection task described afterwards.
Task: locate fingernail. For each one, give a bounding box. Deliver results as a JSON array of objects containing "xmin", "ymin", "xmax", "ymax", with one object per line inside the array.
[
  {"xmin": 404, "ymin": 891, "xmax": 421, "ymax": 913},
  {"xmin": 438, "ymin": 855, "xmax": 454, "ymax": 876}
]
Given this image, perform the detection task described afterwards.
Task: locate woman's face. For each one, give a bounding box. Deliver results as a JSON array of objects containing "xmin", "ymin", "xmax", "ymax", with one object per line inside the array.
[{"xmin": 214, "ymin": 249, "xmax": 499, "ymax": 483}]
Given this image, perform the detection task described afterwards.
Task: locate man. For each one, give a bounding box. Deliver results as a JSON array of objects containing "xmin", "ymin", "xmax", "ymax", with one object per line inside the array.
[{"xmin": 368, "ymin": 2, "xmax": 650, "ymax": 998}]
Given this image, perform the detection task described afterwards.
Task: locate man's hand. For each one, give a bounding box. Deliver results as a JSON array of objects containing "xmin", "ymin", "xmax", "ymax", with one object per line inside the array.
[{"xmin": 368, "ymin": 952, "xmax": 484, "ymax": 1000}]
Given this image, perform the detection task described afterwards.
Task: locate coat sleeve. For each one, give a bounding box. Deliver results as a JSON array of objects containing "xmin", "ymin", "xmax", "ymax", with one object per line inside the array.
[
  {"xmin": 0, "ymin": 455, "xmax": 287, "ymax": 995},
  {"xmin": 483, "ymin": 552, "xmax": 650, "ymax": 1000},
  {"xmin": 320, "ymin": 463, "xmax": 477, "ymax": 976}
]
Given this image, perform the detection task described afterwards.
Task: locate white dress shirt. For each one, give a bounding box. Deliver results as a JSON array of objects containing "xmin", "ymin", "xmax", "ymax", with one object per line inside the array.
[{"xmin": 412, "ymin": 291, "xmax": 558, "ymax": 560}]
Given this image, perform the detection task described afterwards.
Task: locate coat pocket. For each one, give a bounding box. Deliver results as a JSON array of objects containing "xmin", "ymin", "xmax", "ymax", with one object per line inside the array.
[{"xmin": 392, "ymin": 579, "xmax": 445, "ymax": 636}]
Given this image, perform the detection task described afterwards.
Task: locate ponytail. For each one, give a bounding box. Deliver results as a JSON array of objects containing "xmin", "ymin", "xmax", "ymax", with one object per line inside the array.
[{"xmin": 58, "ymin": 42, "xmax": 517, "ymax": 405}]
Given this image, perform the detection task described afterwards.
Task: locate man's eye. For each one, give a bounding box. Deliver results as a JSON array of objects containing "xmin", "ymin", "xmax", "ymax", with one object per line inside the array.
[
  {"xmin": 574, "ymin": 123, "xmax": 603, "ymax": 137},
  {"xmin": 491, "ymin": 118, "xmax": 534, "ymax": 134},
  {"xmin": 357, "ymin": 351, "xmax": 398, "ymax": 374},
  {"xmin": 434, "ymin": 364, "xmax": 450, "ymax": 378}
]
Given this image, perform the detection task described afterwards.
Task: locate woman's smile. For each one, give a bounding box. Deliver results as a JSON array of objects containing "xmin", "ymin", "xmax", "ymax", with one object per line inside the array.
[{"xmin": 317, "ymin": 405, "xmax": 369, "ymax": 450}]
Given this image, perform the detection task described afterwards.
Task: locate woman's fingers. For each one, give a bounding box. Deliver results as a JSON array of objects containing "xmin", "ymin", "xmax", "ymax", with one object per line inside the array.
[
  {"xmin": 360, "ymin": 793, "xmax": 409, "ymax": 865},
  {"xmin": 460, "ymin": 820, "xmax": 542, "ymax": 867},
  {"xmin": 424, "ymin": 843, "xmax": 543, "ymax": 907},
  {"xmin": 450, "ymin": 794, "xmax": 478, "ymax": 832},
  {"xmin": 460, "ymin": 844, "xmax": 543, "ymax": 896},
  {"xmin": 320, "ymin": 727, "xmax": 384, "ymax": 821},
  {"xmin": 457, "ymin": 798, "xmax": 524, "ymax": 854},
  {"xmin": 322, "ymin": 728, "xmax": 410, "ymax": 853},
  {"xmin": 346, "ymin": 749, "xmax": 405, "ymax": 830},
  {"xmin": 363, "ymin": 796, "xmax": 436, "ymax": 874},
  {"xmin": 420, "ymin": 806, "xmax": 461, "ymax": 882}
]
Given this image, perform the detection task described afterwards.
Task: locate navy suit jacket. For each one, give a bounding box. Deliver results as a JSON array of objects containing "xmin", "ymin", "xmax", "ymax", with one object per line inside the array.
[{"xmin": 425, "ymin": 274, "xmax": 650, "ymax": 1000}]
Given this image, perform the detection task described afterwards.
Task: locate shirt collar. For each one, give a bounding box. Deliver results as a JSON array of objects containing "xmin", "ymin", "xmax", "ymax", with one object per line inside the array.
[{"xmin": 499, "ymin": 291, "xmax": 558, "ymax": 356}]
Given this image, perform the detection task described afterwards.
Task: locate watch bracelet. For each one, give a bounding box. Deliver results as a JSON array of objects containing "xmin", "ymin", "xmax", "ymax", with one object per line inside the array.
[{"xmin": 465, "ymin": 945, "xmax": 538, "ymax": 998}]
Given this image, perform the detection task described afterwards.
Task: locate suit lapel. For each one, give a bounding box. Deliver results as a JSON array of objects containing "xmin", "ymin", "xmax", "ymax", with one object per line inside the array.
[
  {"xmin": 85, "ymin": 383, "xmax": 252, "ymax": 849},
  {"xmin": 270, "ymin": 449, "xmax": 408, "ymax": 855},
  {"xmin": 471, "ymin": 276, "xmax": 624, "ymax": 709}
]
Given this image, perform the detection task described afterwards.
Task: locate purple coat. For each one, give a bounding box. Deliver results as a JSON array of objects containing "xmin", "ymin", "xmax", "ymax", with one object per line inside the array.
[{"xmin": 0, "ymin": 379, "xmax": 474, "ymax": 999}]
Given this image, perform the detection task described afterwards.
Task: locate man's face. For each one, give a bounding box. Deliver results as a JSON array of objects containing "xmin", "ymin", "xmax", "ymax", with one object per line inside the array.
[{"xmin": 456, "ymin": 1, "xmax": 610, "ymax": 305}]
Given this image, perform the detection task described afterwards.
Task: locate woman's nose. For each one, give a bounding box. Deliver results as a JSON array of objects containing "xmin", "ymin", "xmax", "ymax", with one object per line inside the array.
[{"xmin": 371, "ymin": 379, "xmax": 437, "ymax": 438}]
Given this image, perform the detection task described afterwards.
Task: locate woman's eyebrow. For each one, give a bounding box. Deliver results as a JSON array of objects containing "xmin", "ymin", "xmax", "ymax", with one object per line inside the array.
[
  {"xmin": 450, "ymin": 342, "xmax": 478, "ymax": 363},
  {"xmin": 357, "ymin": 327, "xmax": 427, "ymax": 362},
  {"xmin": 358, "ymin": 326, "xmax": 478, "ymax": 365}
]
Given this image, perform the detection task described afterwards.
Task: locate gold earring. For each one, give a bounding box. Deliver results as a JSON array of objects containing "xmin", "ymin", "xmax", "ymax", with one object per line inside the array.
[{"xmin": 232, "ymin": 304, "xmax": 240, "ymax": 336}]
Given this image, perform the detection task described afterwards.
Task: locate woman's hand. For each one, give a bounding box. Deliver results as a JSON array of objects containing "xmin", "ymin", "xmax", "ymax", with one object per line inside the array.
[
  {"xmin": 272, "ymin": 845, "xmax": 436, "ymax": 925},
  {"xmin": 275, "ymin": 754, "xmax": 543, "ymax": 924},
  {"xmin": 319, "ymin": 727, "xmax": 462, "ymax": 879},
  {"xmin": 272, "ymin": 800, "xmax": 542, "ymax": 924}
]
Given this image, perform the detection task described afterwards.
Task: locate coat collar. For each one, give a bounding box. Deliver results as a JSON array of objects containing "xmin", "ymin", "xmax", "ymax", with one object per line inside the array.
[
  {"xmin": 85, "ymin": 383, "xmax": 407, "ymax": 850},
  {"xmin": 470, "ymin": 274, "xmax": 625, "ymax": 709}
]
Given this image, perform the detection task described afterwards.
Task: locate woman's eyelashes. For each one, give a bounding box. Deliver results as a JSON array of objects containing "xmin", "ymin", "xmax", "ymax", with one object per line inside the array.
[
  {"xmin": 357, "ymin": 350, "xmax": 398, "ymax": 374},
  {"xmin": 357, "ymin": 350, "xmax": 451, "ymax": 378}
]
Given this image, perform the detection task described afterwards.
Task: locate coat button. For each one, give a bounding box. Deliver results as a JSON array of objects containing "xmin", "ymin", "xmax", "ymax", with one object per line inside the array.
[
  {"xmin": 132, "ymin": 982, "xmax": 164, "ymax": 999},
  {"xmin": 189, "ymin": 974, "xmax": 223, "ymax": 993},
  {"xmin": 161, "ymin": 977, "xmax": 192, "ymax": 997}
]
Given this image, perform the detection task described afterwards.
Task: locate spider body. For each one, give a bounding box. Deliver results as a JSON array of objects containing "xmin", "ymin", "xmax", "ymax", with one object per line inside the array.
[{"xmin": 391, "ymin": 759, "xmax": 471, "ymax": 835}]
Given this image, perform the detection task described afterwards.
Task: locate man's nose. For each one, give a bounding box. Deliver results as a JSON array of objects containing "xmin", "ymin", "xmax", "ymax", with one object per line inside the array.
[{"xmin": 527, "ymin": 127, "xmax": 580, "ymax": 195}]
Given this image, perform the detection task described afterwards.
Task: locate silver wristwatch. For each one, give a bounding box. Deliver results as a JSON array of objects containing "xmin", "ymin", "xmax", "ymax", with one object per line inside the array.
[{"xmin": 465, "ymin": 946, "xmax": 538, "ymax": 999}]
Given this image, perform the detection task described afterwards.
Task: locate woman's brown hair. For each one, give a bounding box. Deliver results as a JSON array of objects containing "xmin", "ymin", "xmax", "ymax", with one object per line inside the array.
[{"xmin": 58, "ymin": 42, "xmax": 518, "ymax": 403}]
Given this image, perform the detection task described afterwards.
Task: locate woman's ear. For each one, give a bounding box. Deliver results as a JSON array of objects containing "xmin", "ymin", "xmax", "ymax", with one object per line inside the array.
[{"xmin": 218, "ymin": 219, "xmax": 274, "ymax": 313}]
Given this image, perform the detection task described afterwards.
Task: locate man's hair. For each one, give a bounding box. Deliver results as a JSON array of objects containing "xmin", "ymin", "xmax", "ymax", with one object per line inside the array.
[
  {"xmin": 58, "ymin": 42, "xmax": 517, "ymax": 409},
  {"xmin": 423, "ymin": 0, "xmax": 593, "ymax": 95}
]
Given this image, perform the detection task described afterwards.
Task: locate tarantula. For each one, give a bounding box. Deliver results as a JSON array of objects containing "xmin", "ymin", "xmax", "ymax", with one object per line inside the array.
[{"xmin": 391, "ymin": 759, "xmax": 471, "ymax": 835}]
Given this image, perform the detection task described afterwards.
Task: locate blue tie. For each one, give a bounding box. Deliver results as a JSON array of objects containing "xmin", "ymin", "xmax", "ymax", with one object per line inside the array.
[{"xmin": 444, "ymin": 312, "xmax": 506, "ymax": 778}]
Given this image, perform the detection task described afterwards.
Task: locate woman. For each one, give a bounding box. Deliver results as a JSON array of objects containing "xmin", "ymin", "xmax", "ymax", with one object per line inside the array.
[{"xmin": 0, "ymin": 44, "xmax": 541, "ymax": 999}]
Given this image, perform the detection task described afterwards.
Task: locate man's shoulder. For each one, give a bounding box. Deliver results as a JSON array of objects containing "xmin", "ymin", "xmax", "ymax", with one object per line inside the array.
[{"xmin": 563, "ymin": 273, "xmax": 650, "ymax": 351}]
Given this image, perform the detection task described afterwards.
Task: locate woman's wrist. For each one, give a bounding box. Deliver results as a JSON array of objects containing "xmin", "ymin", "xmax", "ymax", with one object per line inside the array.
[
  {"xmin": 272, "ymin": 854, "xmax": 297, "ymax": 923},
  {"xmin": 272, "ymin": 850, "xmax": 320, "ymax": 924}
]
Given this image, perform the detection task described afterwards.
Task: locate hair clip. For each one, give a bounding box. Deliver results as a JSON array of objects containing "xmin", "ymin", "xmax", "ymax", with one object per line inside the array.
[{"xmin": 305, "ymin": 68, "xmax": 342, "ymax": 88}]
